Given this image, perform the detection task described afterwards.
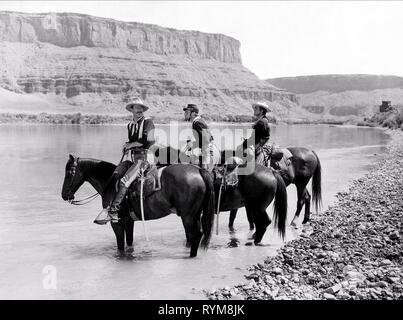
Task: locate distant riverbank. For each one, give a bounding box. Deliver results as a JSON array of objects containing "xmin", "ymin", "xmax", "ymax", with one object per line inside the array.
[
  {"xmin": 0, "ymin": 111, "xmax": 346, "ymax": 126},
  {"xmin": 356, "ymin": 108, "xmax": 403, "ymax": 130},
  {"xmin": 210, "ymin": 129, "xmax": 403, "ymax": 300}
]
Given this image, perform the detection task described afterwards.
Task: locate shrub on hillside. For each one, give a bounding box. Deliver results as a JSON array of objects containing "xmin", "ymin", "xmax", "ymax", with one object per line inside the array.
[
  {"xmin": 382, "ymin": 118, "xmax": 398, "ymax": 129},
  {"xmin": 396, "ymin": 109, "xmax": 403, "ymax": 126},
  {"xmin": 70, "ymin": 113, "xmax": 82, "ymax": 124}
]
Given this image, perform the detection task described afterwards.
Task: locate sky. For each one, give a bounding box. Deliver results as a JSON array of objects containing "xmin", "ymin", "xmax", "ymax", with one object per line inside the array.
[{"xmin": 1, "ymin": 1, "xmax": 403, "ymax": 79}]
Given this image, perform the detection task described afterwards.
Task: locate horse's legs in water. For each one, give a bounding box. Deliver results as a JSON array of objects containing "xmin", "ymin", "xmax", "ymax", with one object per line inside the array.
[
  {"xmin": 111, "ymin": 221, "xmax": 126, "ymax": 252},
  {"xmin": 251, "ymin": 206, "xmax": 271, "ymax": 244},
  {"xmin": 185, "ymin": 231, "xmax": 191, "ymax": 248},
  {"xmin": 290, "ymin": 181, "xmax": 309, "ymax": 227},
  {"xmin": 124, "ymin": 217, "xmax": 134, "ymax": 247},
  {"xmin": 181, "ymin": 215, "xmax": 203, "ymax": 257},
  {"xmin": 246, "ymin": 209, "xmax": 255, "ymax": 230},
  {"xmin": 229, "ymin": 208, "xmax": 254, "ymax": 231},
  {"xmin": 245, "ymin": 206, "xmax": 256, "ymax": 240},
  {"xmin": 228, "ymin": 209, "xmax": 237, "ymax": 230},
  {"xmin": 302, "ymin": 190, "xmax": 311, "ymax": 224}
]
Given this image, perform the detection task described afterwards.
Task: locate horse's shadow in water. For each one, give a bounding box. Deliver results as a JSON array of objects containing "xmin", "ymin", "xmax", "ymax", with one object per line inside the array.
[
  {"xmin": 227, "ymin": 237, "xmax": 240, "ymax": 248},
  {"xmin": 210, "ymin": 224, "xmax": 255, "ymax": 249},
  {"xmin": 65, "ymin": 240, "xmax": 154, "ymax": 261},
  {"xmin": 68, "ymin": 243, "xmax": 126, "ymax": 260},
  {"xmin": 114, "ymin": 247, "xmax": 154, "ymax": 261},
  {"xmin": 113, "ymin": 237, "xmax": 207, "ymax": 261}
]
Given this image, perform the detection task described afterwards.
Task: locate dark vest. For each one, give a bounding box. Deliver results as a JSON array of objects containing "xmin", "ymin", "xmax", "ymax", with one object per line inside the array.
[
  {"xmin": 253, "ymin": 115, "xmax": 271, "ymax": 142},
  {"xmin": 192, "ymin": 116, "xmax": 213, "ymax": 149},
  {"xmin": 243, "ymin": 115, "xmax": 271, "ymax": 149},
  {"xmin": 127, "ymin": 117, "xmax": 155, "ymax": 150}
]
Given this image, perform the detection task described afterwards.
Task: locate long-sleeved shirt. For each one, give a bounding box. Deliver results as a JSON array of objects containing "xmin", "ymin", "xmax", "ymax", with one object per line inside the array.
[
  {"xmin": 192, "ymin": 116, "xmax": 214, "ymax": 149},
  {"xmin": 243, "ymin": 115, "xmax": 271, "ymax": 148},
  {"xmin": 127, "ymin": 116, "xmax": 155, "ymax": 150}
]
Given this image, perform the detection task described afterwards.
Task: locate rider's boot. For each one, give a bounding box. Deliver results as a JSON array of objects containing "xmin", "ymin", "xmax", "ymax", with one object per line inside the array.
[
  {"xmin": 93, "ymin": 183, "xmax": 128, "ymax": 225},
  {"xmin": 107, "ymin": 183, "xmax": 128, "ymax": 222}
]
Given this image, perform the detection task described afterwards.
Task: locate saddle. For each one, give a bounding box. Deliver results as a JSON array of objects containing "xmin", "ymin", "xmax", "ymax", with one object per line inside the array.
[
  {"xmin": 271, "ymin": 148, "xmax": 293, "ymax": 172},
  {"xmin": 129, "ymin": 165, "xmax": 165, "ymax": 199},
  {"xmin": 213, "ymin": 156, "xmax": 243, "ymax": 190},
  {"xmin": 113, "ymin": 161, "xmax": 164, "ymax": 199}
]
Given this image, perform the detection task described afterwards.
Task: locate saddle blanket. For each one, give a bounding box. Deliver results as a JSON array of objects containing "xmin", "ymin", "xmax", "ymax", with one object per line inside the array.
[
  {"xmin": 271, "ymin": 148, "xmax": 293, "ymax": 171},
  {"xmin": 214, "ymin": 156, "xmax": 243, "ymax": 188},
  {"xmin": 129, "ymin": 165, "xmax": 165, "ymax": 199}
]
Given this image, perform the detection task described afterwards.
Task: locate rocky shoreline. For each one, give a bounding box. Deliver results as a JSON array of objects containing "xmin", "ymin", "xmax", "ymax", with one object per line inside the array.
[{"xmin": 208, "ymin": 130, "xmax": 403, "ymax": 300}]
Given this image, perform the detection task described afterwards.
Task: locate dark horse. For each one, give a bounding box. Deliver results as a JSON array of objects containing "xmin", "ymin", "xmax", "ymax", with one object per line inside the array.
[
  {"xmin": 154, "ymin": 146, "xmax": 288, "ymax": 243},
  {"xmin": 61, "ymin": 154, "xmax": 215, "ymax": 257},
  {"xmin": 227, "ymin": 147, "xmax": 322, "ymax": 229}
]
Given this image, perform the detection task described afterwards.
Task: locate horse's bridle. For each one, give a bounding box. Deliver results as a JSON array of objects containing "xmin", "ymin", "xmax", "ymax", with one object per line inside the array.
[{"xmin": 66, "ymin": 157, "xmax": 99, "ymax": 205}]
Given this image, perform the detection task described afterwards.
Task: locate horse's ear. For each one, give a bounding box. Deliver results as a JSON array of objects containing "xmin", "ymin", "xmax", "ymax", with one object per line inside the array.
[{"xmin": 69, "ymin": 154, "xmax": 75, "ymax": 162}]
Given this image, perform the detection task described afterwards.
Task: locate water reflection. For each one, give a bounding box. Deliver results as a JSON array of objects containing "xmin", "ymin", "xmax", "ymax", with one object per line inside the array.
[{"xmin": 227, "ymin": 237, "xmax": 240, "ymax": 248}]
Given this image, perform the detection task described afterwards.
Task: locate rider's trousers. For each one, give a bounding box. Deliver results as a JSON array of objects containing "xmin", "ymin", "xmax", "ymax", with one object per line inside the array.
[{"xmin": 200, "ymin": 142, "xmax": 220, "ymax": 172}]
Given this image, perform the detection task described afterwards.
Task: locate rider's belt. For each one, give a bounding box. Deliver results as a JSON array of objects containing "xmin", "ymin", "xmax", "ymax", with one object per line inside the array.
[
  {"xmin": 258, "ymin": 138, "xmax": 270, "ymax": 145},
  {"xmin": 131, "ymin": 148, "xmax": 147, "ymax": 155}
]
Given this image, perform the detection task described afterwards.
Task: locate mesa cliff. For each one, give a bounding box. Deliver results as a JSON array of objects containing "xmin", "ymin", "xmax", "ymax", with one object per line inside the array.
[
  {"xmin": 0, "ymin": 11, "xmax": 301, "ymax": 119},
  {"xmin": 0, "ymin": 11, "xmax": 242, "ymax": 62},
  {"xmin": 267, "ymin": 75, "xmax": 403, "ymax": 119}
]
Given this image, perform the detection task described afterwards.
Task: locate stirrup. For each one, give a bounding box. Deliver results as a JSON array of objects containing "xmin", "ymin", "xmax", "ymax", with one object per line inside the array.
[
  {"xmin": 107, "ymin": 211, "xmax": 120, "ymax": 223},
  {"xmin": 93, "ymin": 208, "xmax": 120, "ymax": 225}
]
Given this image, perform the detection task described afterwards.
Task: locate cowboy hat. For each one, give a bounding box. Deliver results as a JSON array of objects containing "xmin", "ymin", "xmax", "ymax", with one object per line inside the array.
[
  {"xmin": 183, "ymin": 104, "xmax": 199, "ymax": 113},
  {"xmin": 125, "ymin": 97, "xmax": 149, "ymax": 112},
  {"xmin": 252, "ymin": 101, "xmax": 272, "ymax": 113}
]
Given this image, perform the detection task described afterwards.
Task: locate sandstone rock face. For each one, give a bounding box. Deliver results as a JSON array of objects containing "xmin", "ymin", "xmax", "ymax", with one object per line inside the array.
[
  {"xmin": 0, "ymin": 11, "xmax": 241, "ymax": 63},
  {"xmin": 0, "ymin": 11, "xmax": 300, "ymax": 118}
]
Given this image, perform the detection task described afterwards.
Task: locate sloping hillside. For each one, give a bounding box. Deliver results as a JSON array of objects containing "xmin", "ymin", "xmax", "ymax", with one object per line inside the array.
[{"xmin": 266, "ymin": 74, "xmax": 403, "ymax": 118}]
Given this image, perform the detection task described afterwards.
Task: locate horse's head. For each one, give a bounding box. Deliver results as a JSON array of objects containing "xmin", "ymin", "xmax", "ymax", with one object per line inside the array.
[{"xmin": 61, "ymin": 154, "xmax": 86, "ymax": 201}]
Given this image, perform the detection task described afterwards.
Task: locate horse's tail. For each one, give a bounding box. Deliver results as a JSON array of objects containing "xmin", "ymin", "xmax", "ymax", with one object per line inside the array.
[
  {"xmin": 273, "ymin": 170, "xmax": 287, "ymax": 240},
  {"xmin": 311, "ymin": 150, "xmax": 322, "ymax": 213},
  {"xmin": 199, "ymin": 168, "xmax": 215, "ymax": 249}
]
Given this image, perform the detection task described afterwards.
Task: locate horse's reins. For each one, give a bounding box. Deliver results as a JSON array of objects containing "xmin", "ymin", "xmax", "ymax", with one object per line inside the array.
[
  {"xmin": 69, "ymin": 192, "xmax": 100, "ymax": 205},
  {"xmin": 67, "ymin": 157, "xmax": 100, "ymax": 205},
  {"xmin": 68, "ymin": 149, "xmax": 127, "ymax": 206},
  {"xmin": 68, "ymin": 153, "xmax": 124, "ymax": 206}
]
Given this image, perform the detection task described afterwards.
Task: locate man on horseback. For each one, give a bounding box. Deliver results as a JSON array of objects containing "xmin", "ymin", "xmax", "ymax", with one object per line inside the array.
[
  {"xmin": 94, "ymin": 97, "xmax": 155, "ymax": 224},
  {"xmin": 241, "ymin": 101, "xmax": 276, "ymax": 167},
  {"xmin": 183, "ymin": 104, "xmax": 219, "ymax": 172}
]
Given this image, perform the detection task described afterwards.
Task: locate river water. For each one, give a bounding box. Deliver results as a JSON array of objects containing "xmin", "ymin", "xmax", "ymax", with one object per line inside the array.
[{"xmin": 0, "ymin": 123, "xmax": 389, "ymax": 299}]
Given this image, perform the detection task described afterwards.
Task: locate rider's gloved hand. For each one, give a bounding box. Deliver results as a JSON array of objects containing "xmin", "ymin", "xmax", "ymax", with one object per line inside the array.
[{"xmin": 122, "ymin": 142, "xmax": 130, "ymax": 153}]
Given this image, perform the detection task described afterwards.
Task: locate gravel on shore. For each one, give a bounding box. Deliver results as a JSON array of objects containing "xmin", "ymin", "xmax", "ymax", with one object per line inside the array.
[{"xmin": 208, "ymin": 130, "xmax": 403, "ymax": 300}]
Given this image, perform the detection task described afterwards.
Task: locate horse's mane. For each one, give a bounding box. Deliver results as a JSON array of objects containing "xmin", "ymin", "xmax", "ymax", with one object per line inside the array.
[
  {"xmin": 153, "ymin": 144, "xmax": 186, "ymax": 166},
  {"xmin": 78, "ymin": 158, "xmax": 116, "ymax": 179}
]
